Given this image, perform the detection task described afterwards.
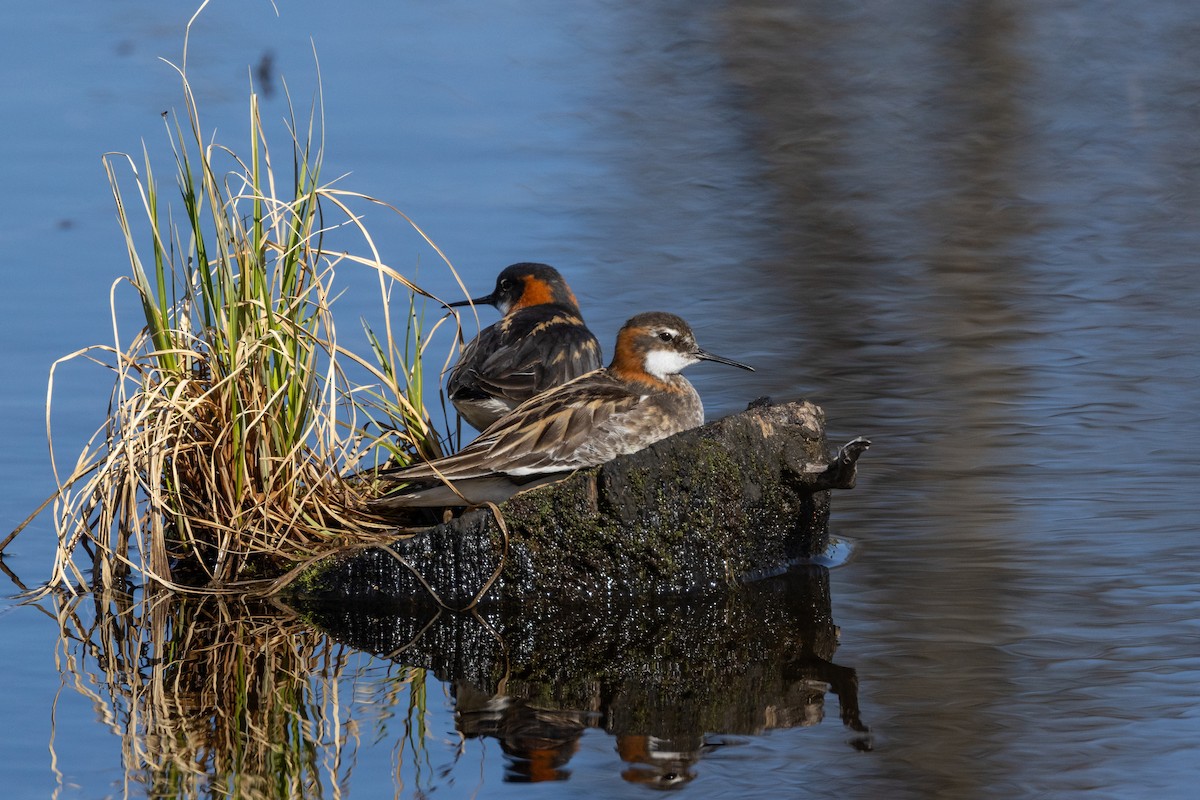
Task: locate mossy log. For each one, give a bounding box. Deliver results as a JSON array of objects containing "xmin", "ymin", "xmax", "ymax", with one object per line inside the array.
[{"xmin": 289, "ymin": 399, "xmax": 868, "ymax": 606}]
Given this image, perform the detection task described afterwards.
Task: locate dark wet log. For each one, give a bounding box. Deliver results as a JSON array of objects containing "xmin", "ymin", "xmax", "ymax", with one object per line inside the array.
[{"xmin": 288, "ymin": 399, "xmax": 867, "ymax": 606}]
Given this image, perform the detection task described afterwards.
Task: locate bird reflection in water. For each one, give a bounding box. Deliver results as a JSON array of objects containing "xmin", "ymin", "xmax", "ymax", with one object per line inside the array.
[
  {"xmin": 299, "ymin": 567, "xmax": 868, "ymax": 786},
  {"xmin": 616, "ymin": 734, "xmax": 702, "ymax": 789},
  {"xmin": 438, "ymin": 568, "xmax": 871, "ymax": 785},
  {"xmin": 455, "ymin": 685, "xmax": 592, "ymax": 782}
]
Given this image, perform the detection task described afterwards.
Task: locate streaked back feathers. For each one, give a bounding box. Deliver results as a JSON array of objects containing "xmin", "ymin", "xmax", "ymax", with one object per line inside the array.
[
  {"xmin": 446, "ymin": 263, "xmax": 602, "ymax": 429},
  {"xmin": 377, "ymin": 311, "xmax": 752, "ymax": 508}
]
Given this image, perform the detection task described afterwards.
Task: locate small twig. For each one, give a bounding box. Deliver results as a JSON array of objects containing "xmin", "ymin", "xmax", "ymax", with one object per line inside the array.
[
  {"xmin": 0, "ymin": 558, "xmax": 29, "ymax": 593},
  {"xmin": 374, "ymin": 501, "xmax": 509, "ymax": 612},
  {"xmin": 382, "ymin": 607, "xmax": 443, "ymax": 661},
  {"xmin": 378, "ymin": 542, "xmax": 453, "ymax": 609},
  {"xmin": 456, "ymin": 502, "xmax": 509, "ymax": 611},
  {"xmin": 2, "ymin": 488, "xmax": 61, "ymax": 555}
]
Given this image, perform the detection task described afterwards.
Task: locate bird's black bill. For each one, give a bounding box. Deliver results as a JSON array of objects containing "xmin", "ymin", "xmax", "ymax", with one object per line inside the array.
[
  {"xmin": 696, "ymin": 349, "xmax": 754, "ymax": 371},
  {"xmin": 446, "ymin": 294, "xmax": 496, "ymax": 309}
]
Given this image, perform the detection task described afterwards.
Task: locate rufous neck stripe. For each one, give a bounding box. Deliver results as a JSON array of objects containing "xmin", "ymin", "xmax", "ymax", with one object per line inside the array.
[{"xmin": 512, "ymin": 276, "xmax": 579, "ymax": 312}]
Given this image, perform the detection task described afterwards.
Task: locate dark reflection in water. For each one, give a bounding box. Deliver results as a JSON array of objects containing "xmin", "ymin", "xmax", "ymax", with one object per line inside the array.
[
  {"xmin": 715, "ymin": 5, "xmax": 1038, "ymax": 794},
  {"xmin": 297, "ymin": 566, "xmax": 869, "ymax": 787},
  {"xmin": 38, "ymin": 569, "xmax": 866, "ymax": 797}
]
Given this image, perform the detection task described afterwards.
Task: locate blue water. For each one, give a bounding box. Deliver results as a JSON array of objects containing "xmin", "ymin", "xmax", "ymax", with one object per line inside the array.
[{"xmin": 3, "ymin": 1, "xmax": 1199, "ymax": 798}]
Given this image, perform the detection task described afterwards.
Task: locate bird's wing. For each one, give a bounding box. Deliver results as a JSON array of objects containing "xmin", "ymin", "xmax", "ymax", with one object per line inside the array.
[
  {"xmin": 447, "ymin": 311, "xmax": 603, "ymax": 405},
  {"xmin": 386, "ymin": 371, "xmax": 641, "ymax": 482},
  {"xmin": 446, "ymin": 328, "xmax": 493, "ymax": 398}
]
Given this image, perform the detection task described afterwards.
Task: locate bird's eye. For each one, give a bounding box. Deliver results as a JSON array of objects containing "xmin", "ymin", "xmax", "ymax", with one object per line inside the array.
[
  {"xmin": 499, "ymin": 279, "xmax": 514, "ymax": 292},
  {"xmin": 657, "ymin": 331, "xmax": 674, "ymax": 342}
]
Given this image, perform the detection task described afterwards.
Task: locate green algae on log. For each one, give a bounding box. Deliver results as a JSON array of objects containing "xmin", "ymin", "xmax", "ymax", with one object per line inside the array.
[{"xmin": 290, "ymin": 399, "xmax": 868, "ymax": 606}]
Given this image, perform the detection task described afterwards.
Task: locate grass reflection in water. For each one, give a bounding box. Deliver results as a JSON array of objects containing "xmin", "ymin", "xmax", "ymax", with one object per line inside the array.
[{"xmin": 49, "ymin": 589, "xmax": 431, "ymax": 799}]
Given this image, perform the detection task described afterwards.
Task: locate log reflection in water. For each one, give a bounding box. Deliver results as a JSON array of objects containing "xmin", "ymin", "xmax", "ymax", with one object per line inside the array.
[{"xmin": 296, "ymin": 564, "xmax": 870, "ymax": 785}]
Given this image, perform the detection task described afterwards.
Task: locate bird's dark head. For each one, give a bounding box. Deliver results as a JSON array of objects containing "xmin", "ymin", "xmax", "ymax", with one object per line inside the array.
[{"xmin": 449, "ymin": 262, "xmax": 582, "ymax": 316}]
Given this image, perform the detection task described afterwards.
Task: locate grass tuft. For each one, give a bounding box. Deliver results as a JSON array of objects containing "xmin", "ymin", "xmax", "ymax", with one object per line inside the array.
[{"xmin": 37, "ymin": 15, "xmax": 461, "ymax": 595}]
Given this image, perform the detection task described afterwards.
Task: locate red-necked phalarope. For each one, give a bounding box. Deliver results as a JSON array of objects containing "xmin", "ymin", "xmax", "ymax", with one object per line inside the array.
[
  {"xmin": 377, "ymin": 311, "xmax": 753, "ymax": 507},
  {"xmin": 446, "ymin": 262, "xmax": 602, "ymax": 430}
]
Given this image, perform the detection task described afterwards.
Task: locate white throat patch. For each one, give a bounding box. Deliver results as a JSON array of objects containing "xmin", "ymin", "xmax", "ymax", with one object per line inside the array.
[{"xmin": 643, "ymin": 348, "xmax": 696, "ymax": 379}]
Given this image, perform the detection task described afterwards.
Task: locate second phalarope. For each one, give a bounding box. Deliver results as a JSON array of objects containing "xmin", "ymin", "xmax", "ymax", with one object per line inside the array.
[
  {"xmin": 376, "ymin": 311, "xmax": 753, "ymax": 508},
  {"xmin": 446, "ymin": 262, "xmax": 603, "ymax": 430}
]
